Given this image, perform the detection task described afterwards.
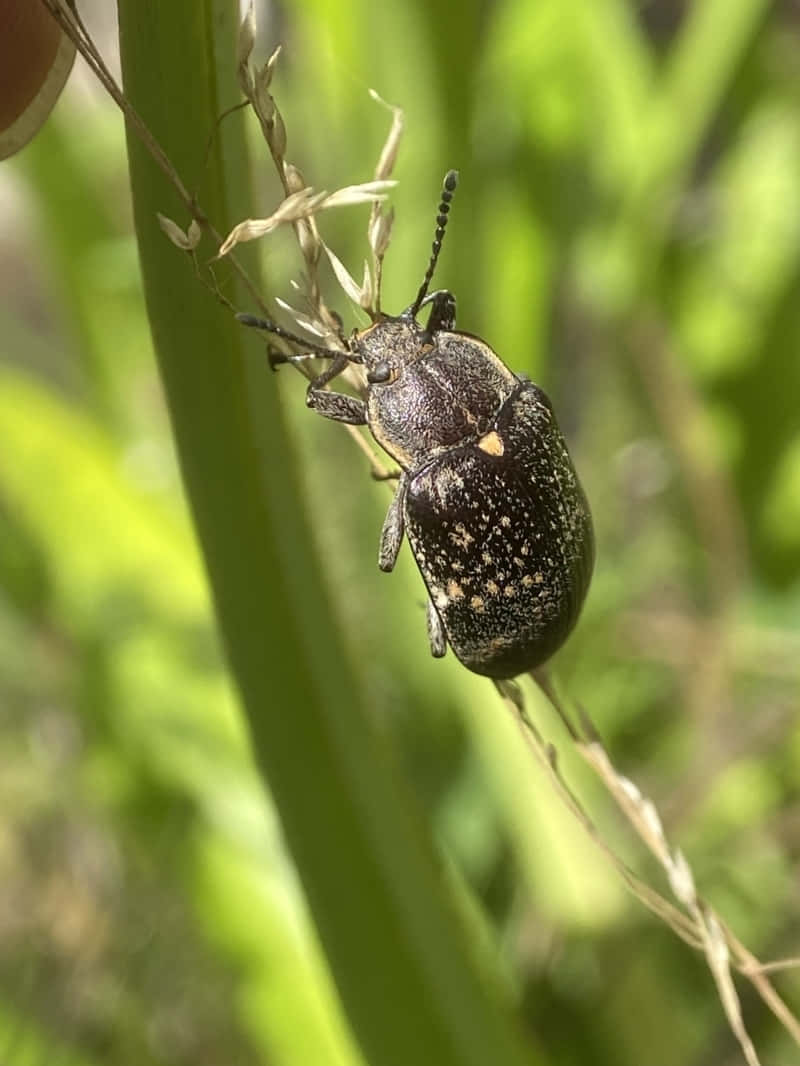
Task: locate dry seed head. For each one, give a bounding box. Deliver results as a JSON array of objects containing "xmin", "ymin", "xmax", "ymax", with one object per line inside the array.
[
  {"xmin": 279, "ymin": 187, "xmax": 329, "ymax": 220},
  {"xmin": 237, "ymin": 2, "xmax": 256, "ymax": 65},
  {"xmin": 368, "ymin": 89, "xmax": 405, "ymax": 180},
  {"xmin": 706, "ymin": 914, "xmax": 729, "ymax": 965},
  {"xmin": 359, "ymin": 259, "xmax": 374, "ymax": 310},
  {"xmin": 238, "ymin": 64, "xmax": 254, "ymax": 101},
  {"xmin": 187, "ymin": 219, "xmax": 202, "ymax": 247},
  {"xmin": 322, "ymin": 244, "xmax": 364, "ymax": 306},
  {"xmin": 297, "ymin": 219, "xmax": 321, "ymax": 266},
  {"xmin": 227, "ymin": 28, "xmax": 403, "ymax": 330},
  {"xmin": 365, "ymin": 90, "xmax": 403, "ymax": 313},
  {"xmin": 254, "ymin": 86, "xmax": 276, "ymax": 128},
  {"xmin": 236, "ymin": 3, "xmax": 256, "ymax": 97},
  {"xmin": 639, "ymin": 796, "xmax": 667, "ymax": 850},
  {"xmin": 256, "ymin": 54, "xmax": 279, "ymax": 98},
  {"xmin": 618, "ymin": 772, "xmax": 642, "ymax": 805},
  {"xmin": 217, "ymin": 187, "xmax": 329, "ymax": 255},
  {"xmin": 318, "ymin": 180, "xmax": 396, "ymax": 210},
  {"xmin": 284, "ymin": 163, "xmax": 306, "ymax": 193},
  {"xmin": 269, "ymin": 107, "xmax": 287, "ymax": 159},
  {"xmin": 157, "ymin": 213, "xmax": 202, "ymax": 251},
  {"xmin": 274, "ymin": 297, "xmax": 332, "ymax": 339},
  {"xmin": 236, "ymin": 20, "xmax": 282, "ymax": 147},
  {"xmin": 667, "ymin": 849, "xmax": 696, "ymax": 907},
  {"xmin": 254, "ymin": 61, "xmax": 277, "ymax": 124},
  {"xmin": 368, "ymin": 206, "xmax": 394, "ymax": 260},
  {"xmin": 263, "ymin": 45, "xmax": 282, "ymax": 86},
  {"xmin": 220, "ymin": 179, "xmax": 392, "ymax": 257}
]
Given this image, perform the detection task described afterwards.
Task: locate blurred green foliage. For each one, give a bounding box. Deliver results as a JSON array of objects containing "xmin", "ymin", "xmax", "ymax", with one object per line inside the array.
[{"xmin": 1, "ymin": 1, "xmax": 799, "ymax": 1065}]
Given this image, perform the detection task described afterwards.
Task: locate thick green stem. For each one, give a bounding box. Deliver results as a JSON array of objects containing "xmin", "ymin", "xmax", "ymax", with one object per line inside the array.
[{"xmin": 116, "ymin": 3, "xmax": 539, "ymax": 1064}]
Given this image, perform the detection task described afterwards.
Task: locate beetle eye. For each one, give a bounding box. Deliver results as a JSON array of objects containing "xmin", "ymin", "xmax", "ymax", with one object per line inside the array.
[{"xmin": 367, "ymin": 361, "xmax": 392, "ymax": 384}]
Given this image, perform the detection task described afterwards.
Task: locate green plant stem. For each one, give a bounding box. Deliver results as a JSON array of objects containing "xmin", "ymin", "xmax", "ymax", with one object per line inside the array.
[{"xmin": 116, "ymin": 3, "xmax": 538, "ymax": 1064}]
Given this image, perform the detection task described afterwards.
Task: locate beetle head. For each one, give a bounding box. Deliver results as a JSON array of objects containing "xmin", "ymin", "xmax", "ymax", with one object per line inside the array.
[
  {"xmin": 354, "ymin": 314, "xmax": 428, "ymax": 383},
  {"xmin": 353, "ymin": 288, "xmax": 457, "ymax": 382}
]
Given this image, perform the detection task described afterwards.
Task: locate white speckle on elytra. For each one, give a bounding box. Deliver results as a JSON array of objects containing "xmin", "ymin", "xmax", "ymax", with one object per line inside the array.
[
  {"xmin": 446, "ymin": 580, "xmax": 464, "ymax": 600},
  {"xmin": 449, "ymin": 523, "xmax": 474, "ymax": 550},
  {"xmin": 435, "ymin": 466, "xmax": 465, "ymax": 497},
  {"xmin": 486, "ymin": 580, "xmax": 499, "ymax": 595},
  {"xmin": 488, "ymin": 635, "xmax": 513, "ymax": 652},
  {"xmin": 470, "ymin": 595, "xmax": 485, "ymax": 612},
  {"xmin": 500, "ymin": 515, "xmax": 511, "ymax": 528},
  {"xmin": 504, "ymin": 584, "xmax": 517, "ymax": 597}
]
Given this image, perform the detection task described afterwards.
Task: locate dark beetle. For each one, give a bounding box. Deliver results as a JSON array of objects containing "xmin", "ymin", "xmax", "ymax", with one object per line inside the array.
[{"xmin": 239, "ymin": 171, "xmax": 594, "ymax": 679}]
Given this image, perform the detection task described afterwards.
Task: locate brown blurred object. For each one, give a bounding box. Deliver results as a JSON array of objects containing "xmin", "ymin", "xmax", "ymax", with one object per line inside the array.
[{"xmin": 0, "ymin": 0, "xmax": 75, "ymax": 160}]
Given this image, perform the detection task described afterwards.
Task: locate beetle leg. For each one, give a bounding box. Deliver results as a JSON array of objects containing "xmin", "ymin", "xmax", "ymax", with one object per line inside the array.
[
  {"xmin": 306, "ymin": 352, "xmax": 367, "ymax": 425},
  {"xmin": 237, "ymin": 313, "xmax": 342, "ymax": 355},
  {"xmin": 378, "ymin": 474, "xmax": 408, "ymax": 572},
  {"xmin": 307, "ymin": 389, "xmax": 367, "ymax": 424},
  {"xmin": 426, "ymin": 598, "xmax": 447, "ymax": 658},
  {"xmin": 371, "ymin": 467, "xmax": 401, "ymax": 483}
]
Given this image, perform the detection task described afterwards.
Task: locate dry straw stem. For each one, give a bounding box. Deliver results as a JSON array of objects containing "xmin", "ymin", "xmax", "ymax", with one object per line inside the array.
[
  {"xmin": 496, "ymin": 672, "xmax": 800, "ymax": 1064},
  {"xmin": 367, "ymin": 89, "xmax": 404, "ymax": 312},
  {"xmin": 216, "ymin": 181, "xmax": 396, "ymax": 259}
]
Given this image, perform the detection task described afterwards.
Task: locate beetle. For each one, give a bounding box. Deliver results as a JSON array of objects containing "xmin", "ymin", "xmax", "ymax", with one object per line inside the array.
[{"xmin": 238, "ymin": 171, "xmax": 594, "ymax": 679}]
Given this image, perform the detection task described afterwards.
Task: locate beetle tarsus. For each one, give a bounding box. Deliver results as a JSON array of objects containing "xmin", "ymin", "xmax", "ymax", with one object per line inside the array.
[
  {"xmin": 426, "ymin": 599, "xmax": 447, "ymax": 658},
  {"xmin": 378, "ymin": 476, "xmax": 408, "ymax": 572}
]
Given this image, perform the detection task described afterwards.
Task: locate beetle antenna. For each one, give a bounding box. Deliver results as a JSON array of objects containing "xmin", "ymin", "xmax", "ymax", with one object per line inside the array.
[{"xmin": 408, "ymin": 170, "xmax": 458, "ymax": 318}]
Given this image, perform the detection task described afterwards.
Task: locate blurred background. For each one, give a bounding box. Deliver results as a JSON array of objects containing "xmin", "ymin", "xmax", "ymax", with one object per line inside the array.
[{"xmin": 1, "ymin": 0, "xmax": 799, "ymax": 1064}]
